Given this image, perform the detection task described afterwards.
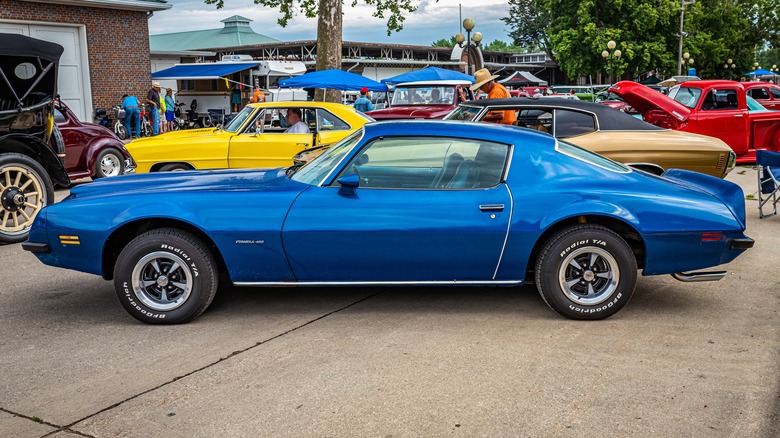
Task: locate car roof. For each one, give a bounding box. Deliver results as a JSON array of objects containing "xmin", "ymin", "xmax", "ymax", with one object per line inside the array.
[
  {"xmin": 459, "ymin": 97, "xmax": 663, "ymax": 131},
  {"xmin": 365, "ymin": 119, "xmax": 556, "ymax": 145},
  {"xmin": 395, "ymin": 80, "xmax": 472, "ymax": 87}
]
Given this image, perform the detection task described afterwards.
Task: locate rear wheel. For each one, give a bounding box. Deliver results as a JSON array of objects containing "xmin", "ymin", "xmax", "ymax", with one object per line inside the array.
[
  {"xmin": 94, "ymin": 148, "xmax": 125, "ymax": 178},
  {"xmin": 141, "ymin": 122, "xmax": 152, "ymax": 138},
  {"xmin": 158, "ymin": 163, "xmax": 191, "ymax": 172},
  {"xmin": 0, "ymin": 153, "xmax": 54, "ymax": 244},
  {"xmin": 534, "ymin": 224, "xmax": 637, "ymax": 320},
  {"xmin": 113, "ymin": 228, "xmax": 218, "ymax": 324},
  {"xmin": 114, "ymin": 123, "xmax": 128, "ymax": 140}
]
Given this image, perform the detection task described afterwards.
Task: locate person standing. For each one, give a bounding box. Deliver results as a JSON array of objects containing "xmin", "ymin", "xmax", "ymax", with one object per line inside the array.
[
  {"xmin": 164, "ymin": 88, "xmax": 175, "ymax": 132},
  {"xmin": 146, "ymin": 82, "xmax": 161, "ymax": 136},
  {"xmin": 470, "ymin": 68, "xmax": 516, "ymax": 125},
  {"xmin": 158, "ymin": 91, "xmax": 166, "ymax": 134},
  {"xmin": 121, "ymin": 93, "xmax": 141, "ymax": 139},
  {"xmin": 353, "ymin": 87, "xmax": 374, "ymax": 112},
  {"xmin": 231, "ymin": 84, "xmax": 242, "ymax": 112},
  {"xmin": 250, "ymin": 85, "xmax": 265, "ymax": 103}
]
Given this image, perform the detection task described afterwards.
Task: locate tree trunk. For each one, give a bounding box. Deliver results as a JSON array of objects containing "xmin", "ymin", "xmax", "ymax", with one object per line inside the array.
[{"xmin": 315, "ymin": 0, "xmax": 343, "ymax": 103}]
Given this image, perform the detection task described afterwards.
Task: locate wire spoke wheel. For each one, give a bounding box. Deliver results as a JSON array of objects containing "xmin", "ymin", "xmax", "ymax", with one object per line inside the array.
[
  {"xmin": 0, "ymin": 164, "xmax": 45, "ymax": 234},
  {"xmin": 131, "ymin": 251, "xmax": 193, "ymax": 312}
]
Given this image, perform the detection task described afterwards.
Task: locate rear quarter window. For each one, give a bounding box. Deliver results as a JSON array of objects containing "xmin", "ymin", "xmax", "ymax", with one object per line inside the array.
[{"xmin": 556, "ymin": 139, "xmax": 630, "ymax": 173}]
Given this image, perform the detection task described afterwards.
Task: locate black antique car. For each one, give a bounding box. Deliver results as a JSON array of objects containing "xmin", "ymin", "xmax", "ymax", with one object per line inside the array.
[{"xmin": 0, "ymin": 34, "xmax": 68, "ymax": 244}]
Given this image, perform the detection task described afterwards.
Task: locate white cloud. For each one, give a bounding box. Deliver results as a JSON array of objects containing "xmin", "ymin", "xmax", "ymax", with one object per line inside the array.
[{"xmin": 150, "ymin": 0, "xmax": 513, "ymax": 45}]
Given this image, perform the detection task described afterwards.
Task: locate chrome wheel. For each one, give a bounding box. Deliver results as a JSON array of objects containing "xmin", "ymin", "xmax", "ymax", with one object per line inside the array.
[
  {"xmin": 558, "ymin": 247, "xmax": 619, "ymax": 306},
  {"xmin": 99, "ymin": 152, "xmax": 122, "ymax": 177},
  {"xmin": 0, "ymin": 164, "xmax": 46, "ymax": 235},
  {"xmin": 130, "ymin": 251, "xmax": 192, "ymax": 312}
]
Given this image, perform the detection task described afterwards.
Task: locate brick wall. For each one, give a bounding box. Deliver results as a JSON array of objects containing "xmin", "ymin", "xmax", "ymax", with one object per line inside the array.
[{"xmin": 0, "ymin": 0, "xmax": 153, "ymax": 115}]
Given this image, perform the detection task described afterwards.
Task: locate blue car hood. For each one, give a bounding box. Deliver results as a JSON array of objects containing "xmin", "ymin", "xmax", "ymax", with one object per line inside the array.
[{"xmin": 66, "ymin": 168, "xmax": 301, "ymax": 200}]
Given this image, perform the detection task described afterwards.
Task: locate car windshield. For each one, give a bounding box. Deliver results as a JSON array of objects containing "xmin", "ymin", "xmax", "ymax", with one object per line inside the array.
[
  {"xmin": 443, "ymin": 105, "xmax": 482, "ymax": 121},
  {"xmin": 223, "ymin": 106, "xmax": 255, "ymax": 133},
  {"xmin": 291, "ymin": 130, "xmax": 364, "ymax": 185},
  {"xmin": 667, "ymin": 86, "xmax": 702, "ymax": 108},
  {"xmin": 391, "ymin": 86, "xmax": 455, "ymax": 106}
]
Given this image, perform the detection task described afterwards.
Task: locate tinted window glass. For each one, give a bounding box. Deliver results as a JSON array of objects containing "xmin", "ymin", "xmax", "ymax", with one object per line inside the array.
[
  {"xmin": 443, "ymin": 106, "xmax": 482, "ymax": 121},
  {"xmin": 554, "ymin": 110, "xmax": 596, "ymax": 137},
  {"xmin": 749, "ymin": 88, "xmax": 770, "ymax": 100},
  {"xmin": 771, "ymin": 88, "xmax": 780, "ymax": 99},
  {"xmin": 335, "ymin": 136, "xmax": 509, "ymax": 189},
  {"xmin": 557, "ymin": 140, "xmax": 629, "ymax": 173},
  {"xmin": 517, "ymin": 109, "xmax": 552, "ymax": 134}
]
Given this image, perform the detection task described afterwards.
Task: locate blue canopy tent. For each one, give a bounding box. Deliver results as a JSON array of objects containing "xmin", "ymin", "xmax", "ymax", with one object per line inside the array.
[
  {"xmin": 745, "ymin": 68, "xmax": 774, "ymax": 76},
  {"xmin": 278, "ymin": 69, "xmax": 388, "ymax": 91},
  {"xmin": 381, "ymin": 67, "xmax": 474, "ymax": 85},
  {"xmin": 152, "ymin": 62, "xmax": 260, "ymax": 80}
]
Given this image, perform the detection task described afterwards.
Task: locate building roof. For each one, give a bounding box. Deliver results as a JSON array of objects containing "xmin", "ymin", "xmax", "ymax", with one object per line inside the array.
[
  {"xmin": 22, "ymin": 0, "xmax": 171, "ymax": 12},
  {"xmin": 150, "ymin": 15, "xmax": 278, "ymax": 51}
]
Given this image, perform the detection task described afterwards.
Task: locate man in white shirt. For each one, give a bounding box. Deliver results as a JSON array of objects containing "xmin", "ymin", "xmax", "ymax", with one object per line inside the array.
[{"xmin": 284, "ymin": 108, "xmax": 310, "ymax": 133}]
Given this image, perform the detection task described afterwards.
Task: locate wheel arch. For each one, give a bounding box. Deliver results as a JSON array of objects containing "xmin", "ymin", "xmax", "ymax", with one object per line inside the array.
[
  {"xmin": 85, "ymin": 139, "xmax": 127, "ymax": 175},
  {"xmin": 101, "ymin": 218, "xmax": 229, "ymax": 284},
  {"xmin": 0, "ymin": 134, "xmax": 69, "ymax": 186},
  {"xmin": 149, "ymin": 161, "xmax": 195, "ymax": 172},
  {"xmin": 525, "ymin": 214, "xmax": 646, "ymax": 279}
]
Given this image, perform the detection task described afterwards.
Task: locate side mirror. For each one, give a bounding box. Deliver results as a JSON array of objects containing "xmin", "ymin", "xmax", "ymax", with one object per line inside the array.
[{"xmin": 337, "ymin": 173, "xmax": 360, "ymax": 196}]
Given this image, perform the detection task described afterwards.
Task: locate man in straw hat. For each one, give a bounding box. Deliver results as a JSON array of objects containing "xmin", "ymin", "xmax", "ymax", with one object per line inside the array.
[
  {"xmin": 146, "ymin": 81, "xmax": 162, "ymax": 136},
  {"xmin": 471, "ymin": 68, "xmax": 516, "ymax": 125}
]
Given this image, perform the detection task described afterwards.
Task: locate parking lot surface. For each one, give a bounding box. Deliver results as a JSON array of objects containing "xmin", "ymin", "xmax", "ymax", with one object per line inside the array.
[{"xmin": 0, "ymin": 167, "xmax": 778, "ymax": 437}]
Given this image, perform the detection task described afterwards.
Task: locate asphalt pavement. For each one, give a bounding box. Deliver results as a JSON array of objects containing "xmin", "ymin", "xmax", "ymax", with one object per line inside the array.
[{"xmin": 0, "ymin": 166, "xmax": 778, "ymax": 437}]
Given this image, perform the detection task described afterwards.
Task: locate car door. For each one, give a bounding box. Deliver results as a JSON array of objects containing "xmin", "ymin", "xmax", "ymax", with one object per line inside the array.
[
  {"xmin": 228, "ymin": 107, "xmax": 316, "ymax": 169},
  {"xmin": 282, "ymin": 136, "xmax": 513, "ymax": 282},
  {"xmin": 769, "ymin": 87, "xmax": 780, "ymax": 109},
  {"xmin": 692, "ymin": 87, "xmax": 749, "ymax": 153},
  {"xmin": 54, "ymin": 106, "xmax": 86, "ymax": 173}
]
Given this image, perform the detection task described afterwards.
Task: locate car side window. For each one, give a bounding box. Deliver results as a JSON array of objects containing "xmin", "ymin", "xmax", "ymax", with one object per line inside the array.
[
  {"xmin": 53, "ymin": 108, "xmax": 66, "ymax": 124},
  {"xmin": 242, "ymin": 109, "xmax": 265, "ymax": 135},
  {"xmin": 317, "ymin": 109, "xmax": 350, "ymax": 131},
  {"xmin": 702, "ymin": 89, "xmax": 739, "ymax": 111},
  {"xmin": 516, "ymin": 109, "xmax": 553, "ymax": 134},
  {"xmin": 771, "ymin": 88, "xmax": 780, "ymax": 99},
  {"xmin": 553, "ymin": 109, "xmax": 596, "ymax": 138},
  {"xmin": 749, "ymin": 88, "xmax": 770, "ymax": 100},
  {"xmin": 333, "ymin": 137, "xmax": 509, "ymax": 190}
]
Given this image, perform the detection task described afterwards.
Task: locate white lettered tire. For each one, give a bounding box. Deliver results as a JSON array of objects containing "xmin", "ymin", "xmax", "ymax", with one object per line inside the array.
[
  {"xmin": 534, "ymin": 224, "xmax": 637, "ymax": 320},
  {"xmin": 113, "ymin": 228, "xmax": 218, "ymax": 324}
]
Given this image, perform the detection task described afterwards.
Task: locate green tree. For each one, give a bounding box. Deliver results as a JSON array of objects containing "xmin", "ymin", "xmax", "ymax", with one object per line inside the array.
[
  {"xmin": 483, "ymin": 40, "xmax": 523, "ymax": 52},
  {"xmin": 502, "ymin": 0, "xmax": 553, "ymax": 59},
  {"xmin": 205, "ymin": 0, "xmax": 429, "ymax": 101},
  {"xmin": 431, "ymin": 36, "xmax": 457, "ymax": 48}
]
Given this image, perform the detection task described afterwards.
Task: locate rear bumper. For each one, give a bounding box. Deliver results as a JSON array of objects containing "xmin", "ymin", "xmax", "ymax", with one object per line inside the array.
[
  {"xmin": 729, "ymin": 237, "xmax": 754, "ymax": 250},
  {"xmin": 21, "ymin": 241, "xmax": 50, "ymax": 253}
]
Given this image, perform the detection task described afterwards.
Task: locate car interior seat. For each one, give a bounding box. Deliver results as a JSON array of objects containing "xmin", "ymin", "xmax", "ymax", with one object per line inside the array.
[
  {"xmin": 446, "ymin": 160, "xmax": 480, "ymax": 189},
  {"xmin": 757, "ymin": 149, "xmax": 780, "ymax": 218},
  {"xmin": 430, "ymin": 153, "xmax": 464, "ymax": 188}
]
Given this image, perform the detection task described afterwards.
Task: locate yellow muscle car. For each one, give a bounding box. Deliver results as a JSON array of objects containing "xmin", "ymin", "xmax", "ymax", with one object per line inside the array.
[{"xmin": 126, "ymin": 102, "xmax": 372, "ymax": 173}]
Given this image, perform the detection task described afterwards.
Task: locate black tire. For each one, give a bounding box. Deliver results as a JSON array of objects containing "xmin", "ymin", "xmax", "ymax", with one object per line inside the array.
[
  {"xmin": 158, "ymin": 163, "xmax": 191, "ymax": 172},
  {"xmin": 113, "ymin": 228, "xmax": 218, "ymax": 324},
  {"xmin": 172, "ymin": 119, "xmax": 181, "ymax": 131},
  {"xmin": 93, "ymin": 148, "xmax": 125, "ymax": 179},
  {"xmin": 114, "ymin": 123, "xmax": 128, "ymax": 140},
  {"xmin": 142, "ymin": 122, "xmax": 152, "ymax": 138},
  {"xmin": 50, "ymin": 125, "xmax": 65, "ymax": 157},
  {"xmin": 534, "ymin": 224, "xmax": 637, "ymax": 320},
  {"xmin": 0, "ymin": 153, "xmax": 55, "ymax": 244},
  {"xmin": 201, "ymin": 115, "xmax": 213, "ymax": 128}
]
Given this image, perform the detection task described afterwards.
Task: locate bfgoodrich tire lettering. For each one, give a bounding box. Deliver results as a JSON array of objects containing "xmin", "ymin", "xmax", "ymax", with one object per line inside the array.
[
  {"xmin": 113, "ymin": 228, "xmax": 218, "ymax": 324},
  {"xmin": 534, "ymin": 224, "xmax": 637, "ymax": 320}
]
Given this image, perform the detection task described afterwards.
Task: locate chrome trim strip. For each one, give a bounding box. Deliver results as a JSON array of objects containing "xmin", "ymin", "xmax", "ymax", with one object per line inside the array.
[
  {"xmin": 671, "ymin": 271, "xmax": 727, "ymax": 282},
  {"xmin": 234, "ymin": 280, "xmax": 522, "ymax": 287},
  {"xmin": 493, "ymin": 183, "xmax": 514, "ymax": 280}
]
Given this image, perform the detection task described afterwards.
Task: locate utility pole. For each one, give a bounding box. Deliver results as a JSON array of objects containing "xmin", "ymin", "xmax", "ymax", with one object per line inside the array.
[{"xmin": 677, "ymin": 0, "xmax": 696, "ymax": 76}]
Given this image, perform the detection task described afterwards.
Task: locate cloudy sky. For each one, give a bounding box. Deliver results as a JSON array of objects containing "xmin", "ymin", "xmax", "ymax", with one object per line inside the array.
[{"xmin": 148, "ymin": 0, "xmax": 514, "ymax": 46}]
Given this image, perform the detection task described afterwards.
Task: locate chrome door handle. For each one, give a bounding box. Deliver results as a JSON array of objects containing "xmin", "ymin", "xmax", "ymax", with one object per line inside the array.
[
  {"xmin": 733, "ymin": 114, "xmax": 743, "ymax": 118},
  {"xmin": 479, "ymin": 204, "xmax": 504, "ymax": 212},
  {"xmin": 296, "ymin": 142, "xmax": 310, "ymax": 147}
]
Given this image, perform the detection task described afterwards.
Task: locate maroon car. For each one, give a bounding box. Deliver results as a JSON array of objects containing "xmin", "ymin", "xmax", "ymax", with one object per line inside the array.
[
  {"xmin": 53, "ymin": 100, "xmax": 133, "ymax": 180},
  {"xmin": 365, "ymin": 80, "xmax": 475, "ymax": 120}
]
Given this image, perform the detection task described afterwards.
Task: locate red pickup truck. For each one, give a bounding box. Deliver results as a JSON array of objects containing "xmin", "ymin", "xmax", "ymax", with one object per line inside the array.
[
  {"xmin": 610, "ymin": 80, "xmax": 780, "ymax": 163},
  {"xmin": 365, "ymin": 80, "xmax": 474, "ymax": 120}
]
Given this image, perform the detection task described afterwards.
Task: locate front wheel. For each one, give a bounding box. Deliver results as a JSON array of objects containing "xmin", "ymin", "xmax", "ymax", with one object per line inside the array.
[
  {"xmin": 114, "ymin": 122, "xmax": 128, "ymax": 140},
  {"xmin": 113, "ymin": 228, "xmax": 218, "ymax": 324},
  {"xmin": 94, "ymin": 148, "xmax": 125, "ymax": 178},
  {"xmin": 0, "ymin": 153, "xmax": 54, "ymax": 244},
  {"xmin": 534, "ymin": 224, "xmax": 637, "ymax": 320}
]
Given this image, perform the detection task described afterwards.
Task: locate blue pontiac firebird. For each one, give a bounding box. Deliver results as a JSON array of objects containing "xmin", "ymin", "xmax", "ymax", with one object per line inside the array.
[{"xmin": 23, "ymin": 120, "xmax": 753, "ymax": 324}]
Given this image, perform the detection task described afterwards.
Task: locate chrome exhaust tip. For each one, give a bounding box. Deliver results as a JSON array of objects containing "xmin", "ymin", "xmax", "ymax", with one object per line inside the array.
[{"xmin": 671, "ymin": 271, "xmax": 727, "ymax": 282}]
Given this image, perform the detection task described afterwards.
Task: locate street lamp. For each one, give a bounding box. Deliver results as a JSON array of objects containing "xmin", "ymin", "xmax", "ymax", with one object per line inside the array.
[
  {"xmin": 677, "ymin": 0, "xmax": 696, "ymax": 76},
  {"xmin": 601, "ymin": 40, "xmax": 621, "ymax": 85},
  {"xmin": 724, "ymin": 58, "xmax": 736, "ymax": 79},
  {"xmin": 455, "ymin": 18, "xmax": 482, "ymax": 76}
]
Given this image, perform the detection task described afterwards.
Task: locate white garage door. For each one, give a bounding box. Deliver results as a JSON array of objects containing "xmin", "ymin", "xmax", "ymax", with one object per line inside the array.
[{"xmin": 0, "ymin": 22, "xmax": 90, "ymax": 120}]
